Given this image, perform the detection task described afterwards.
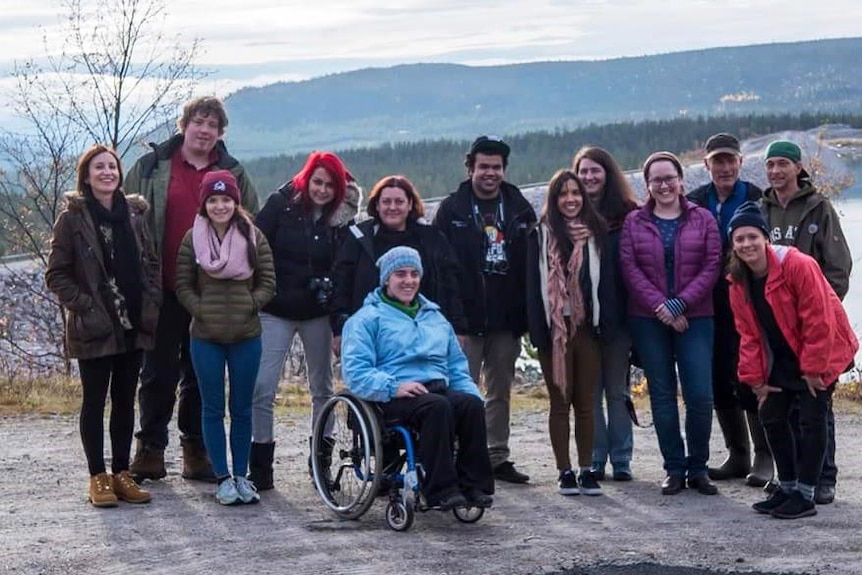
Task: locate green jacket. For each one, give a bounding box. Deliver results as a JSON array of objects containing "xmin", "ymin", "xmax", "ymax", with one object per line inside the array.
[
  {"xmin": 175, "ymin": 226, "xmax": 276, "ymax": 343},
  {"xmin": 762, "ymin": 180, "xmax": 852, "ymax": 300},
  {"xmin": 124, "ymin": 134, "xmax": 259, "ymax": 254}
]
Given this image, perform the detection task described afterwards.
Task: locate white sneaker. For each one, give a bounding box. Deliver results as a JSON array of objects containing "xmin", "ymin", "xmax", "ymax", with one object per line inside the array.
[
  {"xmin": 215, "ymin": 478, "xmax": 241, "ymax": 505},
  {"xmin": 235, "ymin": 476, "xmax": 260, "ymax": 504}
]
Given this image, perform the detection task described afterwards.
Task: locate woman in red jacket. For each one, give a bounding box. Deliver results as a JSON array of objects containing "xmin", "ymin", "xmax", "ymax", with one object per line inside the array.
[{"xmin": 727, "ymin": 201, "xmax": 857, "ymax": 519}]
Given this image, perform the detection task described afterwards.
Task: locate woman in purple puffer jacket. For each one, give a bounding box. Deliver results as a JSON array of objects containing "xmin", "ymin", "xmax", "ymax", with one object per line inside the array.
[{"xmin": 620, "ymin": 151, "xmax": 721, "ymax": 497}]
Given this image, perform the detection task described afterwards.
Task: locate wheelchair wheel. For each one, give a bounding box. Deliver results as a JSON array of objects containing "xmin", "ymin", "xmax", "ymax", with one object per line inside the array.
[
  {"xmin": 453, "ymin": 505, "xmax": 485, "ymax": 523},
  {"xmin": 311, "ymin": 393, "xmax": 382, "ymax": 520},
  {"xmin": 385, "ymin": 500, "xmax": 414, "ymax": 532}
]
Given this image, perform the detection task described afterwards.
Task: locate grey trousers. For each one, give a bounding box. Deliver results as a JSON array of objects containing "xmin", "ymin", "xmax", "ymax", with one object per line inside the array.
[
  {"xmin": 464, "ymin": 332, "xmax": 521, "ymax": 468},
  {"xmin": 251, "ymin": 312, "xmax": 334, "ymax": 443}
]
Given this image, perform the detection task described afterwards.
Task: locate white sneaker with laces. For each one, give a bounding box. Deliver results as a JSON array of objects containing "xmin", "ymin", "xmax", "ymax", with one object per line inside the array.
[{"xmin": 216, "ymin": 478, "xmax": 241, "ymax": 505}]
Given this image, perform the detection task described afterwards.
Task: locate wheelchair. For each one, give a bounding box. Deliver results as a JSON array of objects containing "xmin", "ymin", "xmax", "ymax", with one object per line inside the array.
[{"xmin": 310, "ymin": 391, "xmax": 486, "ymax": 531}]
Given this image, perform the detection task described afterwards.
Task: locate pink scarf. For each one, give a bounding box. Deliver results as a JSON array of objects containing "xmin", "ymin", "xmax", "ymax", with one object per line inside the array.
[
  {"xmin": 191, "ymin": 214, "xmax": 256, "ymax": 280},
  {"xmin": 546, "ymin": 220, "xmax": 587, "ymax": 397}
]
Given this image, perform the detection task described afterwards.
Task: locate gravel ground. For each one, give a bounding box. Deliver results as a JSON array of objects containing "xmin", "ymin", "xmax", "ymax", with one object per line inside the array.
[{"xmin": 2, "ymin": 402, "xmax": 861, "ymax": 575}]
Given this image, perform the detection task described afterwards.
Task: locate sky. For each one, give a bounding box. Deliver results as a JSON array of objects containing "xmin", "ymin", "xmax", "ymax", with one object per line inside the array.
[{"xmin": 0, "ymin": 0, "xmax": 860, "ymax": 121}]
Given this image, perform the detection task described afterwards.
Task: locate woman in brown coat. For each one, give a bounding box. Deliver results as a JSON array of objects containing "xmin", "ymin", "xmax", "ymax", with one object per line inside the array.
[{"xmin": 46, "ymin": 144, "xmax": 161, "ymax": 508}]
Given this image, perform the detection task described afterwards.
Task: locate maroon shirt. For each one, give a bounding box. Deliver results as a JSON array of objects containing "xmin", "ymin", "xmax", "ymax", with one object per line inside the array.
[{"xmin": 161, "ymin": 150, "xmax": 216, "ymax": 290}]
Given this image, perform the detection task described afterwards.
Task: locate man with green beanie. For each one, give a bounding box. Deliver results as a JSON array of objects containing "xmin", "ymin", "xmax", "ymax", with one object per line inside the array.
[{"xmin": 761, "ymin": 139, "xmax": 851, "ymax": 505}]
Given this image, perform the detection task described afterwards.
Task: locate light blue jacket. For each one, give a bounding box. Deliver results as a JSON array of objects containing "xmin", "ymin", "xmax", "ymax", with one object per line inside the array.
[{"xmin": 341, "ymin": 289, "xmax": 483, "ymax": 402}]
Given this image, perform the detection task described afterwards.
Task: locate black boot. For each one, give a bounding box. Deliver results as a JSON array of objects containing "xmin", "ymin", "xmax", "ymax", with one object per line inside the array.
[
  {"xmin": 746, "ymin": 410, "xmax": 774, "ymax": 488},
  {"xmin": 248, "ymin": 442, "xmax": 275, "ymax": 491},
  {"xmin": 708, "ymin": 406, "xmax": 751, "ymax": 480},
  {"xmin": 309, "ymin": 436, "xmax": 336, "ymax": 486}
]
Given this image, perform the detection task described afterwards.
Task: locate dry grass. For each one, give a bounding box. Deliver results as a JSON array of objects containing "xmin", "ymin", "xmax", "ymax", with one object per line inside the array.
[{"xmin": 0, "ymin": 372, "xmax": 80, "ymax": 415}]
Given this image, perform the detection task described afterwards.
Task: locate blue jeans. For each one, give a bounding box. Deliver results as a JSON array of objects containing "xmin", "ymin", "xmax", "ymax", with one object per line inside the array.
[
  {"xmin": 630, "ymin": 317, "xmax": 714, "ymax": 478},
  {"xmin": 190, "ymin": 337, "xmax": 262, "ymax": 479},
  {"xmin": 592, "ymin": 330, "xmax": 634, "ymax": 471}
]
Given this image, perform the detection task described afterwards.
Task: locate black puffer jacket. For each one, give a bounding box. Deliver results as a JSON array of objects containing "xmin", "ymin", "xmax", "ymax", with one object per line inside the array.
[
  {"xmin": 255, "ymin": 183, "xmax": 354, "ymax": 320},
  {"xmin": 331, "ymin": 217, "xmax": 467, "ymax": 335}
]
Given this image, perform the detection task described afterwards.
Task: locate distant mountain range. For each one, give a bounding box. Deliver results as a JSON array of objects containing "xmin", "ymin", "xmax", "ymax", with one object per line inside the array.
[{"xmin": 220, "ymin": 37, "xmax": 862, "ymax": 160}]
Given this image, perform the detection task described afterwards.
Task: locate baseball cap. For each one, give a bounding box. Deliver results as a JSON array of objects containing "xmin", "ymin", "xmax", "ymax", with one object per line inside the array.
[{"xmin": 704, "ymin": 133, "xmax": 741, "ymax": 159}]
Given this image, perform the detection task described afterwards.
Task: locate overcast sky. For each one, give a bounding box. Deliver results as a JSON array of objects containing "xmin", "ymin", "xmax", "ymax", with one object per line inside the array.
[{"xmin": 1, "ymin": 0, "xmax": 860, "ymax": 113}]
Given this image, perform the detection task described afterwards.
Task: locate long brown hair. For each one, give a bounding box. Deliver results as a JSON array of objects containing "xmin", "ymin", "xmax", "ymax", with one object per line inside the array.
[
  {"xmin": 572, "ymin": 146, "xmax": 637, "ymax": 227},
  {"xmin": 542, "ymin": 169, "xmax": 606, "ymax": 260},
  {"xmin": 76, "ymin": 145, "xmax": 123, "ymax": 197}
]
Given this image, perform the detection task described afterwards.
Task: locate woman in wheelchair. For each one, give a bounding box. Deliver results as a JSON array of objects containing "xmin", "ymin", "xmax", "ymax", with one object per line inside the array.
[{"xmin": 341, "ymin": 246, "xmax": 494, "ymax": 510}]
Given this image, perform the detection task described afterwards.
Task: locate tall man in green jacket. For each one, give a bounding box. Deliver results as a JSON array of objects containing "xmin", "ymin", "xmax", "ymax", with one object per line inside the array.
[
  {"xmin": 128, "ymin": 96, "xmax": 259, "ymax": 481},
  {"xmin": 761, "ymin": 140, "xmax": 852, "ymax": 505}
]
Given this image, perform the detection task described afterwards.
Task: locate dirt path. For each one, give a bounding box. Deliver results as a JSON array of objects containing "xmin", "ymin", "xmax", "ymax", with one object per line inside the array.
[{"xmin": 2, "ymin": 405, "xmax": 861, "ymax": 575}]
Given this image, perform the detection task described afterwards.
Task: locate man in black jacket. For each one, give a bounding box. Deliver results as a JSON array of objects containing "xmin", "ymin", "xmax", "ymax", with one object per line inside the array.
[
  {"xmin": 687, "ymin": 133, "xmax": 767, "ymax": 488},
  {"xmin": 433, "ymin": 136, "xmax": 537, "ymax": 484}
]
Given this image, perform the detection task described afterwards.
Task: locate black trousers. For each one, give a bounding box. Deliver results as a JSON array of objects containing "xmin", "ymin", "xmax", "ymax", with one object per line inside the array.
[
  {"xmin": 79, "ymin": 351, "xmax": 143, "ymax": 476},
  {"xmin": 379, "ymin": 389, "xmax": 493, "ymax": 504},
  {"xmin": 135, "ymin": 291, "xmax": 201, "ymax": 449},
  {"xmin": 759, "ymin": 388, "xmax": 828, "ymax": 488},
  {"xmin": 791, "ymin": 388, "xmax": 837, "ymax": 487}
]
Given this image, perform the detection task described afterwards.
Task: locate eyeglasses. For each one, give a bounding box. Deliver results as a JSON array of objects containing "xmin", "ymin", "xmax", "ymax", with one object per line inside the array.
[{"xmin": 647, "ymin": 175, "xmax": 680, "ymax": 188}]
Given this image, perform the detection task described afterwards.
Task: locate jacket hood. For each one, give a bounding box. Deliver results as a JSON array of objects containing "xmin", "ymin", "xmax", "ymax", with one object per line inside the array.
[
  {"xmin": 63, "ymin": 191, "xmax": 149, "ymax": 214},
  {"xmin": 762, "ymin": 180, "xmax": 818, "ymax": 208},
  {"xmin": 330, "ymin": 180, "xmax": 362, "ymax": 227},
  {"xmin": 150, "ymin": 133, "xmax": 237, "ymax": 169}
]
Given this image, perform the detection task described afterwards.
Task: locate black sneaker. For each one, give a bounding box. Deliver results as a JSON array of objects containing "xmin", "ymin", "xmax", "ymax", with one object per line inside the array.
[
  {"xmin": 558, "ymin": 470, "xmax": 579, "ymax": 496},
  {"xmin": 752, "ymin": 489, "xmax": 791, "ymax": 514},
  {"xmin": 578, "ymin": 470, "xmax": 603, "ymax": 496},
  {"xmin": 814, "ymin": 485, "xmax": 835, "ymax": 505},
  {"xmin": 771, "ymin": 491, "xmax": 817, "ymax": 520},
  {"xmin": 429, "ymin": 490, "xmax": 468, "ymax": 511},
  {"xmin": 493, "ymin": 461, "xmax": 530, "ymax": 484},
  {"xmin": 463, "ymin": 488, "xmax": 493, "ymax": 508}
]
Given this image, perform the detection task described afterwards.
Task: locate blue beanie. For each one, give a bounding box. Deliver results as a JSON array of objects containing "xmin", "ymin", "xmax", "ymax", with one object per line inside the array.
[
  {"xmin": 377, "ymin": 246, "xmax": 423, "ymax": 287},
  {"xmin": 727, "ymin": 200, "xmax": 770, "ymax": 240}
]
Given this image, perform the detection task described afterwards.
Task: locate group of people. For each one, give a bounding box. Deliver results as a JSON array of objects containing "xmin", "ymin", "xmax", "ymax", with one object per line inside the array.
[{"xmin": 46, "ymin": 94, "xmax": 857, "ymax": 521}]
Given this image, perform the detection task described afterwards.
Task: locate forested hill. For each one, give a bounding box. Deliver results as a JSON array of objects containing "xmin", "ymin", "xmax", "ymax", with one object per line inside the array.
[
  {"xmin": 224, "ymin": 37, "xmax": 862, "ymax": 159},
  {"xmin": 243, "ymin": 112, "xmax": 862, "ymax": 199}
]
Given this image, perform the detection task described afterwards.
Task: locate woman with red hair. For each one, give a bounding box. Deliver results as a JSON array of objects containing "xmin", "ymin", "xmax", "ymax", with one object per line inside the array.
[{"xmin": 249, "ymin": 151, "xmax": 361, "ymax": 490}]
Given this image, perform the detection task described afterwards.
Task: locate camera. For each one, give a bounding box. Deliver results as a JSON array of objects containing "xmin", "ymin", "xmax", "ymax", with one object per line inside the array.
[{"xmin": 308, "ymin": 276, "xmax": 335, "ymax": 306}]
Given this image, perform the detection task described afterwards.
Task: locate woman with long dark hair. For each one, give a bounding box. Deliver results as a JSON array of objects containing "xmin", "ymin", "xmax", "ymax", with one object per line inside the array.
[
  {"xmin": 46, "ymin": 144, "xmax": 161, "ymax": 507},
  {"xmin": 573, "ymin": 146, "xmax": 638, "ymax": 481},
  {"xmin": 249, "ymin": 151, "xmax": 359, "ymax": 490},
  {"xmin": 620, "ymin": 151, "xmax": 721, "ymax": 496},
  {"xmin": 727, "ymin": 202, "xmax": 856, "ymax": 519},
  {"xmin": 175, "ymin": 170, "xmax": 275, "ymax": 505},
  {"xmin": 527, "ymin": 169, "xmax": 619, "ymax": 496}
]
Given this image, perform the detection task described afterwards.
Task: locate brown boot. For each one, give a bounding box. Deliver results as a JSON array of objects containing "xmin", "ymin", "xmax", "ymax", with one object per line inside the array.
[
  {"xmin": 88, "ymin": 473, "xmax": 118, "ymax": 508},
  {"xmin": 112, "ymin": 471, "xmax": 152, "ymax": 504},
  {"xmin": 181, "ymin": 436, "xmax": 217, "ymax": 482},
  {"xmin": 129, "ymin": 440, "xmax": 166, "ymax": 480}
]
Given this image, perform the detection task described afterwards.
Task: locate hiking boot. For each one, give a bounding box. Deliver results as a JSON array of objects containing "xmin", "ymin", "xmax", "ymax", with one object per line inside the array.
[
  {"xmin": 129, "ymin": 440, "xmax": 166, "ymax": 481},
  {"xmin": 578, "ymin": 470, "xmax": 603, "ymax": 496},
  {"xmin": 181, "ymin": 436, "xmax": 217, "ymax": 482},
  {"xmin": 112, "ymin": 471, "xmax": 152, "ymax": 504},
  {"xmin": 493, "ymin": 461, "xmax": 530, "ymax": 484},
  {"xmin": 752, "ymin": 489, "xmax": 791, "ymax": 514},
  {"xmin": 771, "ymin": 491, "xmax": 817, "ymax": 519},
  {"xmin": 88, "ymin": 473, "xmax": 118, "ymax": 508},
  {"xmin": 215, "ymin": 478, "xmax": 241, "ymax": 506},
  {"xmin": 235, "ymin": 476, "xmax": 260, "ymax": 504},
  {"xmin": 708, "ymin": 406, "xmax": 751, "ymax": 480},
  {"xmin": 248, "ymin": 442, "xmax": 275, "ymax": 491},
  {"xmin": 558, "ymin": 469, "xmax": 579, "ymax": 496}
]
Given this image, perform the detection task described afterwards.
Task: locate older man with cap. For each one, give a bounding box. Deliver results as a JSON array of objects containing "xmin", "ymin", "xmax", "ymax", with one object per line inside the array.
[
  {"xmin": 761, "ymin": 139, "xmax": 852, "ymax": 505},
  {"xmin": 433, "ymin": 136, "xmax": 537, "ymax": 484},
  {"xmin": 341, "ymin": 246, "xmax": 494, "ymax": 510},
  {"xmin": 687, "ymin": 133, "xmax": 768, "ymax": 487}
]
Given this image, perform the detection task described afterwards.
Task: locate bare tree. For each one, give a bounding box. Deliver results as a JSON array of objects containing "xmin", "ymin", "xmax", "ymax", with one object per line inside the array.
[{"xmin": 0, "ymin": 0, "xmax": 204, "ymax": 374}]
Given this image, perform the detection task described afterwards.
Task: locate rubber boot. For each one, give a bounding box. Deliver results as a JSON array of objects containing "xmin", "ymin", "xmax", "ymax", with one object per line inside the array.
[
  {"xmin": 708, "ymin": 406, "xmax": 751, "ymax": 480},
  {"xmin": 745, "ymin": 410, "xmax": 774, "ymax": 488},
  {"xmin": 181, "ymin": 436, "xmax": 217, "ymax": 483},
  {"xmin": 129, "ymin": 439, "xmax": 166, "ymax": 481},
  {"xmin": 248, "ymin": 441, "xmax": 275, "ymax": 491}
]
